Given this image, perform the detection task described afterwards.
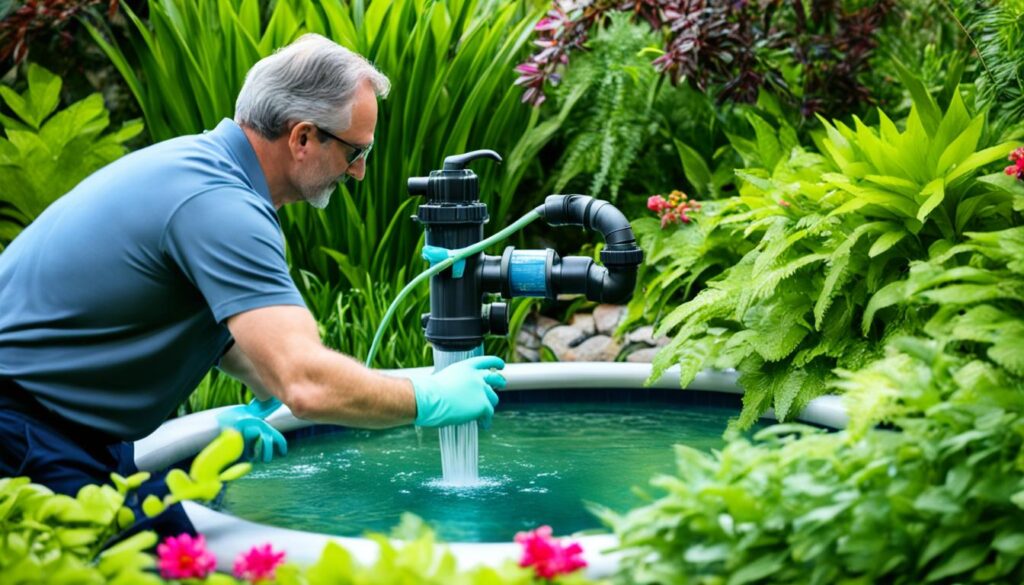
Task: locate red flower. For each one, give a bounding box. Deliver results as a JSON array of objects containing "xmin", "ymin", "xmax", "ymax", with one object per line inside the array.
[
  {"xmin": 156, "ymin": 533, "xmax": 216, "ymax": 580},
  {"xmin": 1004, "ymin": 146, "xmax": 1024, "ymax": 181},
  {"xmin": 233, "ymin": 543, "xmax": 286, "ymax": 583},
  {"xmin": 514, "ymin": 525, "xmax": 587, "ymax": 579}
]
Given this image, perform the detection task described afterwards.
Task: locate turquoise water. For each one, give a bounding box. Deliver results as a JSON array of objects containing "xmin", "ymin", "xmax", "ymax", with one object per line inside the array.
[{"xmin": 220, "ymin": 400, "xmax": 751, "ymax": 542}]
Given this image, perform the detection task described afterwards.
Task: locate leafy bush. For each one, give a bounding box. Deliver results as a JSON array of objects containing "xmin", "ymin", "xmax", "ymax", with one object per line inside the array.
[
  {"xmin": 0, "ymin": 62, "xmax": 142, "ymax": 250},
  {"xmin": 603, "ymin": 145, "xmax": 1024, "ymax": 584},
  {"xmin": 517, "ymin": 0, "xmax": 894, "ymax": 118},
  {"xmin": 546, "ymin": 12, "xmax": 660, "ymax": 202},
  {"xmin": 601, "ymin": 336, "xmax": 1024, "ymax": 584},
  {"xmin": 647, "ymin": 85, "xmax": 1020, "ymax": 427}
]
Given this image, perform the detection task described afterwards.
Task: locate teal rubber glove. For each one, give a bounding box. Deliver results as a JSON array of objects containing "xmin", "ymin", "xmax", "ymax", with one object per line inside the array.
[
  {"xmin": 411, "ymin": 355, "xmax": 506, "ymax": 429},
  {"xmin": 216, "ymin": 397, "xmax": 287, "ymax": 463}
]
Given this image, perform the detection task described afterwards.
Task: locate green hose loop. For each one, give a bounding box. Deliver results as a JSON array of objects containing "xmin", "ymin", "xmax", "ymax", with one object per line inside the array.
[{"xmin": 365, "ymin": 210, "xmax": 543, "ymax": 367}]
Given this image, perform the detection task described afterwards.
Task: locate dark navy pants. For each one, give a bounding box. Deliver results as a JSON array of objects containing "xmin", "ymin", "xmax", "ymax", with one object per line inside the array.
[{"xmin": 0, "ymin": 378, "xmax": 195, "ymax": 540}]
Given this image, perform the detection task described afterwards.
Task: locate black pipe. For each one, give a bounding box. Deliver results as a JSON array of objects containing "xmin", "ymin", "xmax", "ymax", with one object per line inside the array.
[{"xmin": 535, "ymin": 195, "xmax": 643, "ymax": 304}]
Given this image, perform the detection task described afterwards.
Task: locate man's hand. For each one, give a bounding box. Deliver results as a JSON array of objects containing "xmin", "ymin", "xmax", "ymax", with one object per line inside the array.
[
  {"xmin": 409, "ymin": 356, "xmax": 506, "ymax": 429},
  {"xmin": 216, "ymin": 398, "xmax": 287, "ymax": 462}
]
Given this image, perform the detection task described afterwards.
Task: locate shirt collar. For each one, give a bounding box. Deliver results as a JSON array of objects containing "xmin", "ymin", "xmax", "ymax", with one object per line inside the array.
[{"xmin": 208, "ymin": 118, "xmax": 273, "ymax": 206}]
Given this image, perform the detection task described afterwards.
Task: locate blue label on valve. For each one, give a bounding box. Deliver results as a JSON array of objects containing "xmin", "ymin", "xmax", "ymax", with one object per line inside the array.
[{"xmin": 509, "ymin": 250, "xmax": 548, "ymax": 296}]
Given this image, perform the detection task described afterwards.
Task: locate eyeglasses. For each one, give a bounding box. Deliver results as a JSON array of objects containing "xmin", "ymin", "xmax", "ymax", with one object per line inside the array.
[{"xmin": 315, "ymin": 125, "xmax": 373, "ymax": 165}]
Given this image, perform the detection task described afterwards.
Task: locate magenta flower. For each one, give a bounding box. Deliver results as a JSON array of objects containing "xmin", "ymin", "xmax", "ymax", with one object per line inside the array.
[
  {"xmin": 156, "ymin": 533, "xmax": 216, "ymax": 580},
  {"xmin": 233, "ymin": 543, "xmax": 286, "ymax": 582},
  {"xmin": 514, "ymin": 525, "xmax": 587, "ymax": 580},
  {"xmin": 1004, "ymin": 146, "xmax": 1024, "ymax": 181}
]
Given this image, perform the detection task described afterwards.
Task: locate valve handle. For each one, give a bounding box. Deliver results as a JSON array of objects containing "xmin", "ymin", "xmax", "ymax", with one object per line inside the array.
[{"xmin": 443, "ymin": 149, "xmax": 502, "ymax": 171}]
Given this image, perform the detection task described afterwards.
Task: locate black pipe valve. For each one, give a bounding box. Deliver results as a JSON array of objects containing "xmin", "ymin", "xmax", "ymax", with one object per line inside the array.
[{"xmin": 409, "ymin": 151, "xmax": 643, "ymax": 352}]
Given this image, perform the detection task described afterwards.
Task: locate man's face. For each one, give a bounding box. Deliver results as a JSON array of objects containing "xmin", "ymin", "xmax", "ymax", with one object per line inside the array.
[{"xmin": 295, "ymin": 80, "xmax": 379, "ymax": 209}]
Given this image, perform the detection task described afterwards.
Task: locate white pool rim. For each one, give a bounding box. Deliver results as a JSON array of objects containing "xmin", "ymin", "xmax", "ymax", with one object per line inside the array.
[{"xmin": 134, "ymin": 362, "xmax": 848, "ymax": 578}]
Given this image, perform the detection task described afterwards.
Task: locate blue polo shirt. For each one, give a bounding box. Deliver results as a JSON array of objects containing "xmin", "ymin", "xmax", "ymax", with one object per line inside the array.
[{"xmin": 0, "ymin": 119, "xmax": 306, "ymax": 440}]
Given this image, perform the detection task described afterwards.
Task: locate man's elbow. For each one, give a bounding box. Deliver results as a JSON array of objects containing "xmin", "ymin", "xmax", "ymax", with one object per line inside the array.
[{"xmin": 280, "ymin": 382, "xmax": 321, "ymax": 420}]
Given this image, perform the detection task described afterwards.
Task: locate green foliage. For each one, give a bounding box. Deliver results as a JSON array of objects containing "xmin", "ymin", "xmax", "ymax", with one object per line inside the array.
[
  {"xmin": 0, "ymin": 63, "xmax": 142, "ymax": 250},
  {"xmin": 0, "ymin": 430, "xmax": 248, "ymax": 585},
  {"xmin": 182, "ymin": 370, "xmax": 251, "ymax": 415},
  {"xmin": 646, "ymin": 86, "xmax": 1021, "ymax": 427},
  {"xmin": 301, "ymin": 270, "xmax": 432, "ymax": 368},
  {"xmin": 947, "ymin": 0, "xmax": 1024, "ymax": 141},
  {"xmin": 550, "ymin": 12, "xmax": 660, "ymax": 202},
  {"xmin": 601, "ymin": 338, "xmax": 1024, "ymax": 584}
]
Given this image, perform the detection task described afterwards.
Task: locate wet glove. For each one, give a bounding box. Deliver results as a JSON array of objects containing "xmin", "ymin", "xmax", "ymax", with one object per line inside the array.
[
  {"xmin": 216, "ymin": 397, "xmax": 288, "ymax": 463},
  {"xmin": 410, "ymin": 355, "xmax": 506, "ymax": 429}
]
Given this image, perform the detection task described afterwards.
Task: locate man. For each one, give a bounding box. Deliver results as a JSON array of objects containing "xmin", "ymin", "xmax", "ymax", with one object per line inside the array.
[{"xmin": 0, "ymin": 34, "xmax": 505, "ymax": 536}]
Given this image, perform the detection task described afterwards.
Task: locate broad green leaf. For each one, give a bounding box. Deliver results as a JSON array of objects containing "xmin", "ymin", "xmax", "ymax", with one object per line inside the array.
[
  {"xmin": 190, "ymin": 429, "xmax": 244, "ymax": 482},
  {"xmin": 726, "ymin": 552, "xmax": 786, "ymax": 585},
  {"xmin": 946, "ymin": 142, "xmax": 1018, "ymax": 184},
  {"xmin": 935, "ymin": 114, "xmax": 984, "ymax": 175},
  {"xmin": 924, "ymin": 544, "xmax": 988, "ymax": 581},
  {"xmin": 917, "ymin": 178, "xmax": 946, "ymax": 222},
  {"xmin": 868, "ymin": 228, "xmax": 908, "ymax": 257},
  {"xmin": 26, "ymin": 62, "xmax": 62, "ymax": 124},
  {"xmin": 675, "ymin": 138, "xmax": 712, "ymax": 198},
  {"xmin": 891, "ymin": 59, "xmax": 941, "ymax": 134},
  {"xmin": 141, "ymin": 495, "xmax": 165, "ymax": 518}
]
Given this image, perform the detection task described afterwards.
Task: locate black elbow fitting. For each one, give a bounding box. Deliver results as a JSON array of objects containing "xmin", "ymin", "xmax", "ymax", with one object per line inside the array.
[{"xmin": 537, "ymin": 195, "xmax": 643, "ymax": 304}]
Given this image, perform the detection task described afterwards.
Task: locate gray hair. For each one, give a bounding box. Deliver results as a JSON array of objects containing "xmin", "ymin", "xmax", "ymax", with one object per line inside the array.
[{"xmin": 235, "ymin": 33, "xmax": 390, "ymax": 139}]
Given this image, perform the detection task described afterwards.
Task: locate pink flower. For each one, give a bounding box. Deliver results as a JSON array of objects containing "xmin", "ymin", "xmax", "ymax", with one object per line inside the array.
[
  {"xmin": 514, "ymin": 525, "xmax": 587, "ymax": 580},
  {"xmin": 649, "ymin": 190, "xmax": 700, "ymax": 229},
  {"xmin": 156, "ymin": 533, "xmax": 216, "ymax": 580},
  {"xmin": 1004, "ymin": 146, "xmax": 1024, "ymax": 181},
  {"xmin": 647, "ymin": 195, "xmax": 668, "ymax": 212},
  {"xmin": 233, "ymin": 543, "xmax": 286, "ymax": 583}
]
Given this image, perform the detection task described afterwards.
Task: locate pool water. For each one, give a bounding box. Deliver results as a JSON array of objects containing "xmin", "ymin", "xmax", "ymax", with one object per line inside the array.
[{"xmin": 219, "ymin": 400, "xmax": 752, "ymax": 542}]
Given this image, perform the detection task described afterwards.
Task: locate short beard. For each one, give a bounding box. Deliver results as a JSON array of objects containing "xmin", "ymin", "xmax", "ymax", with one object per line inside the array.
[{"xmin": 298, "ymin": 160, "xmax": 347, "ymax": 210}]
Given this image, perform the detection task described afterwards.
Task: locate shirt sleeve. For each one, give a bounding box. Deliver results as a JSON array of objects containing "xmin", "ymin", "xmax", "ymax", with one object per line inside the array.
[{"xmin": 162, "ymin": 188, "xmax": 306, "ymax": 323}]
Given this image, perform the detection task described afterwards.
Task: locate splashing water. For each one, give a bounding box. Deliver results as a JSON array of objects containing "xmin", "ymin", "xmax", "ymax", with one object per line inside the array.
[{"xmin": 433, "ymin": 345, "xmax": 485, "ymax": 486}]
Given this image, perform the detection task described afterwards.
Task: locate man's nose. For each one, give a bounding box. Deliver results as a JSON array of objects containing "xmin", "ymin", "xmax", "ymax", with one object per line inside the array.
[{"xmin": 347, "ymin": 157, "xmax": 366, "ymax": 181}]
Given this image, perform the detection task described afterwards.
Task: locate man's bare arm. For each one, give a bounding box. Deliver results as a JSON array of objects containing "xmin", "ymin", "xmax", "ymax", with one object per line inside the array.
[
  {"xmin": 225, "ymin": 305, "xmax": 417, "ymax": 428},
  {"xmin": 218, "ymin": 343, "xmax": 274, "ymax": 401}
]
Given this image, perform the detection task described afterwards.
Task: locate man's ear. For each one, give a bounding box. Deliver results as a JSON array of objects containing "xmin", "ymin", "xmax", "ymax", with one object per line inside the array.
[{"xmin": 288, "ymin": 122, "xmax": 314, "ymax": 159}]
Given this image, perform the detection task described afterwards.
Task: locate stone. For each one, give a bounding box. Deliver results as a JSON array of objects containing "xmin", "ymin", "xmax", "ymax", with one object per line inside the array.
[
  {"xmin": 517, "ymin": 328, "xmax": 540, "ymax": 350},
  {"xmin": 569, "ymin": 313, "xmax": 596, "ymax": 336},
  {"xmin": 534, "ymin": 315, "xmax": 561, "ymax": 337},
  {"xmin": 655, "ymin": 333, "xmax": 672, "ymax": 347},
  {"xmin": 542, "ymin": 325, "xmax": 587, "ymax": 360},
  {"xmin": 627, "ymin": 325, "xmax": 656, "ymax": 346},
  {"xmin": 516, "ymin": 347, "xmax": 540, "ymax": 363},
  {"xmin": 593, "ymin": 304, "xmax": 627, "ymax": 335},
  {"xmin": 625, "ymin": 347, "xmax": 660, "ymax": 363},
  {"xmin": 563, "ymin": 335, "xmax": 621, "ymax": 362}
]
